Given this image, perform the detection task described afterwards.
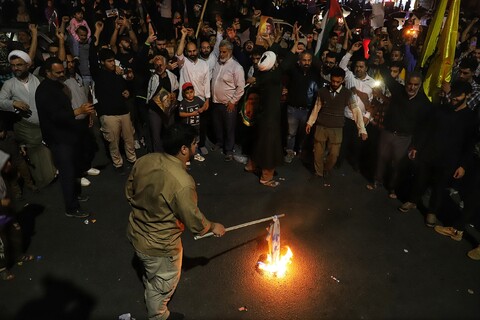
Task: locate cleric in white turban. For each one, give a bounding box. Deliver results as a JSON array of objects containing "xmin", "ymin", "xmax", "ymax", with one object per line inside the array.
[{"xmin": 7, "ymin": 50, "xmax": 32, "ymax": 65}]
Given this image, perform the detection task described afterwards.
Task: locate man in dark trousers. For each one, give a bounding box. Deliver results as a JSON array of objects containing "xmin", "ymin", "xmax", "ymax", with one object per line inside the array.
[
  {"xmin": 399, "ymin": 81, "xmax": 479, "ymax": 227},
  {"xmin": 284, "ymin": 51, "xmax": 325, "ymax": 163},
  {"xmin": 35, "ymin": 57, "xmax": 94, "ymax": 218},
  {"xmin": 367, "ymin": 70, "xmax": 433, "ymax": 199}
]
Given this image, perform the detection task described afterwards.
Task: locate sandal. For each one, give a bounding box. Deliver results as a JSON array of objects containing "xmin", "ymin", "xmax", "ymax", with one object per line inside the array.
[
  {"xmin": 0, "ymin": 269, "xmax": 15, "ymax": 281},
  {"xmin": 17, "ymin": 255, "xmax": 34, "ymax": 266},
  {"xmin": 260, "ymin": 180, "xmax": 280, "ymax": 188}
]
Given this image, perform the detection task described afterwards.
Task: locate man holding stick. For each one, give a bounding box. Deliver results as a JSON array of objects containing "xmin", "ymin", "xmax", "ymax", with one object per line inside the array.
[{"xmin": 126, "ymin": 123, "xmax": 225, "ymax": 320}]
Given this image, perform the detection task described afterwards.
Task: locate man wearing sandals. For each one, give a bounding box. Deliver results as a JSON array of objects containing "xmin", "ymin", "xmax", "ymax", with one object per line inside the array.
[
  {"xmin": 0, "ymin": 150, "xmax": 34, "ymax": 280},
  {"xmin": 126, "ymin": 124, "xmax": 225, "ymax": 320}
]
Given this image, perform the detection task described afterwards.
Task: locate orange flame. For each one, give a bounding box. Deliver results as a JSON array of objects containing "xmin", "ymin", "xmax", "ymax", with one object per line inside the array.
[{"xmin": 257, "ymin": 246, "xmax": 293, "ymax": 278}]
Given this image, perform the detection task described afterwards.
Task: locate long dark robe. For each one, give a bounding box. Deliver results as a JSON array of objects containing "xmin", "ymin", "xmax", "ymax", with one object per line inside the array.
[{"xmin": 251, "ymin": 50, "xmax": 296, "ymax": 169}]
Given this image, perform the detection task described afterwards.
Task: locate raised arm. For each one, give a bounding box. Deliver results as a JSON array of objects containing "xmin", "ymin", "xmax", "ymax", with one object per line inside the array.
[
  {"xmin": 124, "ymin": 18, "xmax": 139, "ymax": 52},
  {"xmin": 461, "ymin": 17, "xmax": 479, "ymax": 43},
  {"xmin": 56, "ymin": 28, "xmax": 66, "ymax": 61},
  {"xmin": 94, "ymin": 21, "xmax": 104, "ymax": 48},
  {"xmin": 176, "ymin": 26, "xmax": 188, "ymax": 57},
  {"xmin": 28, "ymin": 24, "xmax": 38, "ymax": 63},
  {"xmin": 110, "ymin": 18, "xmax": 122, "ymax": 54}
]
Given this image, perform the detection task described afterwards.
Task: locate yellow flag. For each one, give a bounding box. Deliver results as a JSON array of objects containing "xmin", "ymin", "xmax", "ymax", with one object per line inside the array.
[
  {"xmin": 423, "ymin": 0, "xmax": 460, "ymax": 102},
  {"xmin": 419, "ymin": 0, "xmax": 448, "ymax": 68}
]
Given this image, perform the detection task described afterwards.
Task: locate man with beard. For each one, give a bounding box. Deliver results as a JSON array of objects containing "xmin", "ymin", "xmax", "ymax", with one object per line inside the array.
[
  {"xmin": 63, "ymin": 53, "xmax": 100, "ymax": 185},
  {"xmin": 126, "ymin": 123, "xmax": 225, "ymax": 320},
  {"xmin": 211, "ymin": 40, "xmax": 245, "ymax": 161},
  {"xmin": 176, "ymin": 27, "xmax": 210, "ymax": 155},
  {"xmin": 338, "ymin": 42, "xmax": 376, "ymax": 172},
  {"xmin": 198, "ymin": 40, "xmax": 216, "ymax": 78},
  {"xmin": 150, "ymin": 35, "xmax": 170, "ymax": 60},
  {"xmin": 306, "ymin": 67, "xmax": 367, "ymax": 185},
  {"xmin": 367, "ymin": 70, "xmax": 432, "ymax": 199},
  {"xmin": 398, "ymin": 82, "xmax": 478, "ymax": 228},
  {"xmin": 110, "ymin": 19, "xmax": 142, "ymax": 150},
  {"xmin": 146, "ymin": 55, "xmax": 179, "ymax": 152},
  {"xmin": 0, "ymin": 50, "xmax": 57, "ymax": 189},
  {"xmin": 93, "ymin": 48, "xmax": 137, "ymax": 173},
  {"xmin": 284, "ymin": 51, "xmax": 325, "ymax": 164},
  {"xmin": 36, "ymin": 57, "xmax": 95, "ymax": 218},
  {"xmin": 320, "ymin": 51, "xmax": 337, "ymax": 83},
  {"xmin": 444, "ymin": 58, "xmax": 480, "ymax": 112},
  {"xmin": 110, "ymin": 17, "xmax": 139, "ymax": 68}
]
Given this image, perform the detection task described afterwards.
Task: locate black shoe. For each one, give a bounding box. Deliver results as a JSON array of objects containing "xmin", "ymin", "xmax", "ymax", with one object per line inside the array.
[
  {"xmin": 77, "ymin": 195, "xmax": 89, "ymax": 202},
  {"xmin": 167, "ymin": 312, "xmax": 185, "ymax": 320},
  {"xmin": 114, "ymin": 166, "xmax": 125, "ymax": 175},
  {"xmin": 224, "ymin": 154, "xmax": 233, "ymax": 162},
  {"xmin": 65, "ymin": 209, "xmax": 90, "ymax": 218}
]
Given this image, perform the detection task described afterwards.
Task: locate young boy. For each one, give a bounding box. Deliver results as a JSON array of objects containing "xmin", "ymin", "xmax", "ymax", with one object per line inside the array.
[
  {"xmin": 0, "ymin": 150, "xmax": 34, "ymax": 280},
  {"xmin": 178, "ymin": 82, "xmax": 206, "ymax": 161}
]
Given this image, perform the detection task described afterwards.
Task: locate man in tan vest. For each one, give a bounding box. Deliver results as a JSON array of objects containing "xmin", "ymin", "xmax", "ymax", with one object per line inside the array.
[{"xmin": 306, "ymin": 67, "xmax": 367, "ymax": 185}]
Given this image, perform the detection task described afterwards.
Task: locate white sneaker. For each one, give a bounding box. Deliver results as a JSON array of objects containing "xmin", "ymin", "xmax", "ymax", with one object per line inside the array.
[
  {"xmin": 80, "ymin": 177, "xmax": 91, "ymax": 187},
  {"xmin": 194, "ymin": 154, "xmax": 205, "ymax": 162},
  {"xmin": 86, "ymin": 168, "xmax": 100, "ymax": 176}
]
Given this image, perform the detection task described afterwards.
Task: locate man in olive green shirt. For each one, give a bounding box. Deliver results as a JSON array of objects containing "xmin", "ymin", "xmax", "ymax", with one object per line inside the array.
[{"xmin": 126, "ymin": 123, "xmax": 225, "ymax": 320}]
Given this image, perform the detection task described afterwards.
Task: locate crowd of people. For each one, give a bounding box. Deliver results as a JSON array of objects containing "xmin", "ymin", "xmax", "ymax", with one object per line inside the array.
[{"xmin": 1, "ymin": 0, "xmax": 480, "ymax": 318}]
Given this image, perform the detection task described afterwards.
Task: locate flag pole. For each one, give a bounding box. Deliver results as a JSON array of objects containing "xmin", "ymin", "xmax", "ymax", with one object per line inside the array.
[
  {"xmin": 194, "ymin": 214, "xmax": 286, "ymax": 240},
  {"xmin": 195, "ymin": 0, "xmax": 209, "ymax": 39}
]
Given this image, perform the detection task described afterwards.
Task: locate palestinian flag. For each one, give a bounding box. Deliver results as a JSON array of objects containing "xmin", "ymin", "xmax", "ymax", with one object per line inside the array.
[{"xmin": 314, "ymin": 0, "xmax": 343, "ymax": 57}]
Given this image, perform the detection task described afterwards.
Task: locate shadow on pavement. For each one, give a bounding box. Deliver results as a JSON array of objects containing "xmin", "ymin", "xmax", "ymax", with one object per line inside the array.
[
  {"xmin": 17, "ymin": 203, "xmax": 44, "ymax": 252},
  {"xmin": 14, "ymin": 275, "xmax": 96, "ymax": 320}
]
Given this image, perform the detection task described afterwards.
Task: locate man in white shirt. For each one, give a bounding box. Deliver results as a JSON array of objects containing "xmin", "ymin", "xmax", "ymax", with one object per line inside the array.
[
  {"xmin": 199, "ymin": 40, "xmax": 217, "ymax": 80},
  {"xmin": 176, "ymin": 27, "xmax": 211, "ymax": 154},
  {"xmin": 338, "ymin": 41, "xmax": 376, "ymax": 171},
  {"xmin": 0, "ymin": 50, "xmax": 56, "ymax": 188},
  {"xmin": 211, "ymin": 40, "xmax": 245, "ymax": 161}
]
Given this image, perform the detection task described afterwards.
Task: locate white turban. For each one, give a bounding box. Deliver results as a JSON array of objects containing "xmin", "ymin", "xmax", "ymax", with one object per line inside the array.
[
  {"xmin": 8, "ymin": 50, "xmax": 32, "ymax": 65},
  {"xmin": 258, "ymin": 51, "xmax": 276, "ymax": 72}
]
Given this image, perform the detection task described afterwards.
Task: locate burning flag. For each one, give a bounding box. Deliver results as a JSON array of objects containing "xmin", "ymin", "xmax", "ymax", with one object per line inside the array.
[
  {"xmin": 257, "ymin": 216, "xmax": 292, "ymax": 278},
  {"xmin": 267, "ymin": 216, "xmax": 281, "ymax": 264}
]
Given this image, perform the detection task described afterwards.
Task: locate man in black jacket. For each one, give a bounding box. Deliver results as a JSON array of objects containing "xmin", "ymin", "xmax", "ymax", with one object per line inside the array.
[
  {"xmin": 36, "ymin": 57, "xmax": 94, "ymax": 218},
  {"xmin": 367, "ymin": 70, "xmax": 433, "ymax": 199},
  {"xmin": 284, "ymin": 51, "xmax": 325, "ymax": 163},
  {"xmin": 398, "ymin": 82, "xmax": 478, "ymax": 228},
  {"xmin": 94, "ymin": 48, "xmax": 137, "ymax": 173}
]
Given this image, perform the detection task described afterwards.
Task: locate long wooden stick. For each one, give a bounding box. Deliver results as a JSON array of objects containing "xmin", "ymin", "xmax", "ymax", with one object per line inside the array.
[
  {"xmin": 194, "ymin": 214, "xmax": 285, "ymax": 240},
  {"xmin": 195, "ymin": 0, "xmax": 209, "ymax": 39}
]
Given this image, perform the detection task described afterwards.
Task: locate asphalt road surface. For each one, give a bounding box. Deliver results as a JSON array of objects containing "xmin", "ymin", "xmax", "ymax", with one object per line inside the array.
[{"xmin": 1, "ymin": 146, "xmax": 479, "ymax": 320}]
